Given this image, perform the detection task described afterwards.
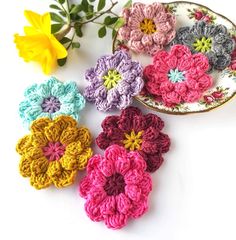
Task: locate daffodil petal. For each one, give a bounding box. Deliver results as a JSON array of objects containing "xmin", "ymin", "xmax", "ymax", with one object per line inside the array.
[
  {"xmin": 24, "ymin": 10, "xmax": 51, "ymax": 35},
  {"xmin": 40, "ymin": 48, "xmax": 56, "ymax": 75},
  {"xmin": 50, "ymin": 35, "xmax": 68, "ymax": 59}
]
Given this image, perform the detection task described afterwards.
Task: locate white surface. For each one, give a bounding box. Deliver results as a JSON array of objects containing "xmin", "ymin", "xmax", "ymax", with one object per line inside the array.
[{"xmin": 0, "ymin": 0, "xmax": 236, "ymax": 240}]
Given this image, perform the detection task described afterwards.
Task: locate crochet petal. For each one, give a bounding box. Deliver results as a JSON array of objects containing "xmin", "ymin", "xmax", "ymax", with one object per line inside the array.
[
  {"xmin": 101, "ymin": 115, "xmax": 119, "ymax": 130},
  {"xmin": 99, "ymin": 196, "xmax": 116, "ymax": 216},
  {"xmin": 30, "ymin": 172, "xmax": 52, "ymax": 189},
  {"xmin": 125, "ymin": 184, "xmax": 142, "ymax": 201},
  {"xmin": 30, "ymin": 117, "xmax": 51, "ymax": 133},
  {"xmin": 96, "ymin": 132, "xmax": 111, "ymax": 150},
  {"xmin": 60, "ymin": 127, "xmax": 79, "ymax": 145},
  {"xmin": 19, "ymin": 156, "xmax": 32, "ymax": 177},
  {"xmin": 145, "ymin": 113, "xmax": 164, "ymax": 130},
  {"xmin": 79, "ymin": 176, "xmax": 92, "ymax": 198},
  {"xmin": 129, "ymin": 196, "xmax": 148, "ymax": 218},
  {"xmin": 116, "ymin": 193, "xmax": 131, "ymax": 214},
  {"xmin": 16, "ymin": 135, "xmax": 32, "ymax": 155},
  {"xmin": 51, "ymin": 169, "xmax": 77, "ymax": 188},
  {"xmin": 104, "ymin": 213, "xmax": 128, "ymax": 230},
  {"xmin": 47, "ymin": 160, "xmax": 62, "ymax": 177},
  {"xmin": 30, "ymin": 157, "xmax": 49, "ymax": 175},
  {"xmin": 124, "ymin": 169, "xmax": 143, "ymax": 185},
  {"xmin": 77, "ymin": 127, "xmax": 92, "ymax": 147},
  {"xmin": 87, "ymin": 154, "xmax": 103, "ymax": 174}
]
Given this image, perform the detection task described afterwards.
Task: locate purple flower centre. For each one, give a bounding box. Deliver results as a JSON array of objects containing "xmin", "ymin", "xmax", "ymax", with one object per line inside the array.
[
  {"xmin": 104, "ymin": 173, "xmax": 126, "ymax": 196},
  {"xmin": 42, "ymin": 142, "xmax": 66, "ymax": 161},
  {"xmin": 41, "ymin": 96, "xmax": 61, "ymax": 113}
]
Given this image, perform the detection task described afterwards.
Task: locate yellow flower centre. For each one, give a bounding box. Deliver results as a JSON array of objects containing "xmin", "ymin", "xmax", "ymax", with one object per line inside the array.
[
  {"xmin": 140, "ymin": 18, "xmax": 157, "ymax": 35},
  {"xmin": 193, "ymin": 37, "xmax": 212, "ymax": 53},
  {"xmin": 102, "ymin": 69, "xmax": 122, "ymax": 90},
  {"xmin": 123, "ymin": 130, "xmax": 143, "ymax": 151}
]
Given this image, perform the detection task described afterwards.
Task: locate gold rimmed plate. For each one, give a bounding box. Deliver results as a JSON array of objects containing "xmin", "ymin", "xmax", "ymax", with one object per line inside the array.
[{"xmin": 113, "ymin": 1, "xmax": 236, "ymax": 115}]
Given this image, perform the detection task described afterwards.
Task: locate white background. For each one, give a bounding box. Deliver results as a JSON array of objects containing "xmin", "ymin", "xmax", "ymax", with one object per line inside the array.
[{"xmin": 0, "ymin": 0, "xmax": 236, "ymax": 239}]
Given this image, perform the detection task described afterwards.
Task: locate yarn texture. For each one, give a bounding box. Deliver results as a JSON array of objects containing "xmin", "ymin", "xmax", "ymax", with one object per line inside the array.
[
  {"xmin": 173, "ymin": 21, "xmax": 235, "ymax": 70},
  {"xmin": 79, "ymin": 144, "xmax": 152, "ymax": 229},
  {"xmin": 143, "ymin": 44, "xmax": 213, "ymax": 106},
  {"xmin": 84, "ymin": 50, "xmax": 144, "ymax": 111},
  {"xmin": 96, "ymin": 107, "xmax": 170, "ymax": 172},
  {"xmin": 16, "ymin": 116, "xmax": 92, "ymax": 189},
  {"xmin": 19, "ymin": 77, "xmax": 85, "ymax": 128},
  {"xmin": 119, "ymin": 2, "xmax": 176, "ymax": 55}
]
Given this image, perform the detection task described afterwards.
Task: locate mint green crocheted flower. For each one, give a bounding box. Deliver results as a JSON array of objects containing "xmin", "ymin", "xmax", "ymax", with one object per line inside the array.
[{"xmin": 19, "ymin": 77, "xmax": 85, "ymax": 128}]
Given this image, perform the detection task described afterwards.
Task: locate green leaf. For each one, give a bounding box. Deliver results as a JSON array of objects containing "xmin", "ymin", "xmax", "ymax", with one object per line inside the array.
[
  {"xmin": 123, "ymin": 0, "xmax": 132, "ymax": 8},
  {"xmin": 104, "ymin": 16, "xmax": 119, "ymax": 25},
  {"xmin": 50, "ymin": 12, "xmax": 64, "ymax": 23},
  {"xmin": 72, "ymin": 42, "xmax": 81, "ymax": 49},
  {"xmin": 81, "ymin": 0, "xmax": 89, "ymax": 12},
  {"xmin": 59, "ymin": 11, "xmax": 66, "ymax": 17},
  {"xmin": 98, "ymin": 26, "xmax": 106, "ymax": 38},
  {"xmin": 113, "ymin": 17, "xmax": 125, "ymax": 30},
  {"xmin": 104, "ymin": 16, "xmax": 111, "ymax": 25},
  {"xmin": 97, "ymin": 0, "xmax": 106, "ymax": 11},
  {"xmin": 51, "ymin": 23, "xmax": 63, "ymax": 33},
  {"xmin": 70, "ymin": 4, "xmax": 83, "ymax": 14},
  {"xmin": 75, "ymin": 23, "xmax": 83, "ymax": 37},
  {"xmin": 86, "ymin": 5, "xmax": 94, "ymax": 19},
  {"xmin": 58, "ymin": 0, "xmax": 65, "ymax": 4},
  {"xmin": 89, "ymin": 0, "xmax": 96, "ymax": 2},
  {"xmin": 60, "ymin": 37, "xmax": 71, "ymax": 44},
  {"xmin": 57, "ymin": 57, "xmax": 67, "ymax": 67},
  {"xmin": 49, "ymin": 4, "xmax": 61, "ymax": 10}
]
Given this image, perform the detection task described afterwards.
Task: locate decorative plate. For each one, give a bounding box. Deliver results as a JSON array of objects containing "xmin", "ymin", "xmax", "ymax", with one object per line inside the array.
[{"xmin": 113, "ymin": 1, "xmax": 236, "ymax": 115}]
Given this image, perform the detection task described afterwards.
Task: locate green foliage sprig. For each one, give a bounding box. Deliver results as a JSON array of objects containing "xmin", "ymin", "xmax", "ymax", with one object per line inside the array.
[{"xmin": 50, "ymin": 0, "xmax": 132, "ymax": 66}]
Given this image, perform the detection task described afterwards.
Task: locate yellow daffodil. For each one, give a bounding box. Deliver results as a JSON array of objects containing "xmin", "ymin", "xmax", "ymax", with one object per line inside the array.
[{"xmin": 14, "ymin": 10, "xmax": 67, "ymax": 74}]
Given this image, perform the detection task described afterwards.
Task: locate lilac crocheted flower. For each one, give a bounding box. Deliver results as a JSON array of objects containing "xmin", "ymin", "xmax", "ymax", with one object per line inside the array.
[{"xmin": 84, "ymin": 50, "xmax": 144, "ymax": 111}]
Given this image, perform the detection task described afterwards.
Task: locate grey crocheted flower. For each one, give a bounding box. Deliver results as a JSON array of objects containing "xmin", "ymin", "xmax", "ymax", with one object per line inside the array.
[{"xmin": 173, "ymin": 21, "xmax": 235, "ymax": 70}]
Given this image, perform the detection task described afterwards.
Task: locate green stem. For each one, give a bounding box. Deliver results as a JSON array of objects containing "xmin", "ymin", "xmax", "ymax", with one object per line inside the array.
[
  {"xmin": 66, "ymin": 31, "xmax": 76, "ymax": 50},
  {"xmin": 93, "ymin": 21, "xmax": 115, "ymax": 30},
  {"xmin": 65, "ymin": 0, "xmax": 71, "ymax": 23},
  {"xmin": 54, "ymin": 24, "xmax": 72, "ymax": 41}
]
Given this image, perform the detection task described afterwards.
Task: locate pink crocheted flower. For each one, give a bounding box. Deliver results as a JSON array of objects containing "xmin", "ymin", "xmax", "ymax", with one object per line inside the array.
[
  {"xmin": 96, "ymin": 107, "xmax": 170, "ymax": 173},
  {"xmin": 79, "ymin": 145, "xmax": 152, "ymax": 230},
  {"xmin": 143, "ymin": 45, "xmax": 213, "ymax": 106},
  {"xmin": 119, "ymin": 2, "xmax": 176, "ymax": 55}
]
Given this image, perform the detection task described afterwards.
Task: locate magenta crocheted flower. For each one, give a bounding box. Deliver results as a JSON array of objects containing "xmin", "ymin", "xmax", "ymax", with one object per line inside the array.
[
  {"xmin": 84, "ymin": 50, "xmax": 144, "ymax": 111},
  {"xmin": 143, "ymin": 44, "xmax": 213, "ymax": 106},
  {"xmin": 119, "ymin": 2, "xmax": 176, "ymax": 55},
  {"xmin": 79, "ymin": 145, "xmax": 152, "ymax": 229},
  {"xmin": 96, "ymin": 107, "xmax": 170, "ymax": 173}
]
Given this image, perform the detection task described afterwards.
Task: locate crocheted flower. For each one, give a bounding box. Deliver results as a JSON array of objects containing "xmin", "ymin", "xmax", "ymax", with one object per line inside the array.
[
  {"xmin": 96, "ymin": 107, "xmax": 170, "ymax": 172},
  {"xmin": 143, "ymin": 44, "xmax": 213, "ymax": 106},
  {"xmin": 19, "ymin": 77, "xmax": 85, "ymax": 128},
  {"xmin": 173, "ymin": 21, "xmax": 235, "ymax": 70},
  {"xmin": 119, "ymin": 2, "xmax": 176, "ymax": 55},
  {"xmin": 79, "ymin": 145, "xmax": 152, "ymax": 229},
  {"xmin": 84, "ymin": 50, "xmax": 144, "ymax": 111},
  {"xmin": 16, "ymin": 116, "xmax": 92, "ymax": 189}
]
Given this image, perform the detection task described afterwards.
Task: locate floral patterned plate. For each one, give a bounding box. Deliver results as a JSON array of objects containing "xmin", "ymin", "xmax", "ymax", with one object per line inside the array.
[{"xmin": 113, "ymin": 1, "xmax": 236, "ymax": 114}]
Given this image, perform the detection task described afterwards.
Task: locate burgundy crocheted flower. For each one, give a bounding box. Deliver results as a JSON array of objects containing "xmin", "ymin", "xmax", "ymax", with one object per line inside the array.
[
  {"xmin": 143, "ymin": 44, "xmax": 213, "ymax": 106},
  {"xmin": 96, "ymin": 107, "xmax": 170, "ymax": 173},
  {"xmin": 119, "ymin": 2, "xmax": 176, "ymax": 55},
  {"xmin": 79, "ymin": 144, "xmax": 152, "ymax": 230}
]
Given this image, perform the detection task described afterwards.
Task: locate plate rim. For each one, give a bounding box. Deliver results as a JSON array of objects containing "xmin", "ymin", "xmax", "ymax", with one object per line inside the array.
[{"xmin": 112, "ymin": 0, "xmax": 236, "ymax": 115}]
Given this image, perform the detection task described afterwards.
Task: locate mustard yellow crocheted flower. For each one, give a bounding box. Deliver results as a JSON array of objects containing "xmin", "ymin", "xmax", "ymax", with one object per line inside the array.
[{"xmin": 16, "ymin": 116, "xmax": 92, "ymax": 189}]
